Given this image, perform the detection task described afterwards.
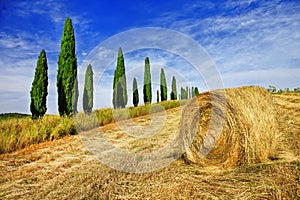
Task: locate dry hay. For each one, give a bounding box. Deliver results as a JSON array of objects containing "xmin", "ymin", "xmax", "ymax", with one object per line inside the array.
[{"xmin": 180, "ymin": 86, "xmax": 279, "ymax": 168}]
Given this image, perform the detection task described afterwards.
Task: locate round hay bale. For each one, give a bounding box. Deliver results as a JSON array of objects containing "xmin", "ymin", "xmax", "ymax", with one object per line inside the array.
[{"xmin": 179, "ymin": 86, "xmax": 279, "ymax": 168}]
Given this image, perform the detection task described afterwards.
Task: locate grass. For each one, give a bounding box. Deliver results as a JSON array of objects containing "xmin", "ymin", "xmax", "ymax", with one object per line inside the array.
[
  {"xmin": 0, "ymin": 115, "xmax": 76, "ymax": 154},
  {"xmin": 76, "ymin": 100, "xmax": 183, "ymax": 131},
  {"xmin": 0, "ymin": 100, "xmax": 183, "ymax": 154}
]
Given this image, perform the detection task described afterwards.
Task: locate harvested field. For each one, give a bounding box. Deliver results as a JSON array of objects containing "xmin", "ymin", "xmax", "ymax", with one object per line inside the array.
[{"xmin": 0, "ymin": 88, "xmax": 299, "ymax": 199}]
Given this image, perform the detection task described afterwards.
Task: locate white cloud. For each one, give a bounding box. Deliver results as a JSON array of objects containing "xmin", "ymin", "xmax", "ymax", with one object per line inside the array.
[
  {"xmin": 153, "ymin": 0, "xmax": 300, "ymax": 89},
  {"xmin": 222, "ymin": 68, "xmax": 300, "ymax": 89}
]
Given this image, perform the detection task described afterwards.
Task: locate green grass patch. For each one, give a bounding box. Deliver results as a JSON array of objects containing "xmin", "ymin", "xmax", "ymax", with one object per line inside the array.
[
  {"xmin": 0, "ymin": 115, "xmax": 76, "ymax": 154},
  {"xmin": 76, "ymin": 100, "xmax": 183, "ymax": 131},
  {"xmin": 0, "ymin": 100, "xmax": 184, "ymax": 154}
]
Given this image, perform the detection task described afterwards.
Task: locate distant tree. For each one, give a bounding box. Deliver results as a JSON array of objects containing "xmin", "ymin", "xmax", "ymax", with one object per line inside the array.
[
  {"xmin": 113, "ymin": 48, "xmax": 127, "ymax": 108},
  {"xmin": 277, "ymin": 88, "xmax": 284, "ymax": 94},
  {"xmin": 267, "ymin": 85, "xmax": 277, "ymax": 93},
  {"xmin": 194, "ymin": 87, "xmax": 200, "ymax": 96},
  {"xmin": 180, "ymin": 86, "xmax": 193, "ymax": 99},
  {"xmin": 170, "ymin": 76, "xmax": 177, "ymax": 100},
  {"xmin": 30, "ymin": 49, "xmax": 48, "ymax": 120},
  {"xmin": 57, "ymin": 18, "xmax": 78, "ymax": 116},
  {"xmin": 192, "ymin": 87, "xmax": 195, "ymax": 98},
  {"xmin": 181, "ymin": 87, "xmax": 187, "ymax": 99},
  {"xmin": 294, "ymin": 87, "xmax": 300, "ymax": 93},
  {"xmin": 132, "ymin": 77, "xmax": 139, "ymax": 107},
  {"xmin": 83, "ymin": 64, "xmax": 94, "ymax": 114},
  {"xmin": 160, "ymin": 68, "xmax": 167, "ymax": 101},
  {"xmin": 185, "ymin": 87, "xmax": 188, "ymax": 99},
  {"xmin": 157, "ymin": 90, "xmax": 159, "ymax": 103},
  {"xmin": 143, "ymin": 57, "xmax": 152, "ymax": 104}
]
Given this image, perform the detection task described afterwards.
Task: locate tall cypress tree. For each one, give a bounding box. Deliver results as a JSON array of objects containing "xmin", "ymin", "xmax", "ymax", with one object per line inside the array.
[
  {"xmin": 113, "ymin": 47, "xmax": 127, "ymax": 108},
  {"xmin": 170, "ymin": 76, "xmax": 177, "ymax": 100},
  {"xmin": 195, "ymin": 87, "xmax": 200, "ymax": 95},
  {"xmin": 181, "ymin": 87, "xmax": 188, "ymax": 99},
  {"xmin": 185, "ymin": 87, "xmax": 188, "ymax": 99},
  {"xmin": 143, "ymin": 57, "xmax": 152, "ymax": 104},
  {"xmin": 57, "ymin": 18, "xmax": 78, "ymax": 116},
  {"xmin": 157, "ymin": 90, "xmax": 159, "ymax": 103},
  {"xmin": 83, "ymin": 64, "xmax": 94, "ymax": 114},
  {"xmin": 30, "ymin": 49, "xmax": 48, "ymax": 120},
  {"xmin": 116, "ymin": 82, "xmax": 125, "ymax": 108},
  {"xmin": 192, "ymin": 87, "xmax": 195, "ymax": 98},
  {"xmin": 160, "ymin": 68, "xmax": 167, "ymax": 101},
  {"xmin": 132, "ymin": 77, "xmax": 139, "ymax": 107}
]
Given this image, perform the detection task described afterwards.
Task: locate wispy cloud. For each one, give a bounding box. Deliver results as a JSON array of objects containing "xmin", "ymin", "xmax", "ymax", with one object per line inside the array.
[{"xmin": 152, "ymin": 0, "xmax": 300, "ymax": 88}]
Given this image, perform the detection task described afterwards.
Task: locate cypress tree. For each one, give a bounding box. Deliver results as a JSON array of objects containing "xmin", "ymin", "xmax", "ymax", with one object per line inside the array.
[
  {"xmin": 186, "ymin": 86, "xmax": 189, "ymax": 99},
  {"xmin": 160, "ymin": 68, "xmax": 167, "ymax": 101},
  {"xmin": 116, "ymin": 82, "xmax": 125, "ymax": 108},
  {"xmin": 57, "ymin": 18, "xmax": 78, "ymax": 116},
  {"xmin": 143, "ymin": 57, "xmax": 152, "ymax": 104},
  {"xmin": 195, "ymin": 87, "xmax": 200, "ymax": 95},
  {"xmin": 132, "ymin": 77, "xmax": 139, "ymax": 107},
  {"xmin": 30, "ymin": 49, "xmax": 48, "ymax": 120},
  {"xmin": 192, "ymin": 87, "xmax": 195, "ymax": 98},
  {"xmin": 113, "ymin": 47, "xmax": 127, "ymax": 108},
  {"xmin": 157, "ymin": 90, "xmax": 159, "ymax": 103},
  {"xmin": 181, "ymin": 87, "xmax": 188, "ymax": 99},
  {"xmin": 112, "ymin": 70, "xmax": 117, "ymax": 108},
  {"xmin": 83, "ymin": 64, "xmax": 94, "ymax": 114},
  {"xmin": 180, "ymin": 87, "xmax": 184, "ymax": 99},
  {"xmin": 170, "ymin": 76, "xmax": 177, "ymax": 100}
]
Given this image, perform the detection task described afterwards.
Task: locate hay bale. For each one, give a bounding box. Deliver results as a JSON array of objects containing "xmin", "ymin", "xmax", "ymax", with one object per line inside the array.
[{"xmin": 179, "ymin": 86, "xmax": 279, "ymax": 168}]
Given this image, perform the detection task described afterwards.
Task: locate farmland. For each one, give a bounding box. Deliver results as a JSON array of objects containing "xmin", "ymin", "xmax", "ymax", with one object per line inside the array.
[{"xmin": 0, "ymin": 92, "xmax": 299, "ymax": 199}]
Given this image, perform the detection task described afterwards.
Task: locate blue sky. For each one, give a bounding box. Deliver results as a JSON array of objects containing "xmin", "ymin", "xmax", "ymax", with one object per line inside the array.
[{"xmin": 0, "ymin": 0, "xmax": 299, "ymax": 114}]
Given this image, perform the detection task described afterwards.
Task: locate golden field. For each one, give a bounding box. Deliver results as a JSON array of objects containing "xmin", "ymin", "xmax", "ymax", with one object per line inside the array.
[{"xmin": 0, "ymin": 89, "xmax": 299, "ymax": 199}]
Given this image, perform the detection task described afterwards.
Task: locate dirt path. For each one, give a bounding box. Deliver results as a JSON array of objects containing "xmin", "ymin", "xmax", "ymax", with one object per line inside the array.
[{"xmin": 0, "ymin": 96, "xmax": 299, "ymax": 199}]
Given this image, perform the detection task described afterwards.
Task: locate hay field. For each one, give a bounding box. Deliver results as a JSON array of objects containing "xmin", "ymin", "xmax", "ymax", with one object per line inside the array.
[{"xmin": 0, "ymin": 88, "xmax": 299, "ymax": 199}]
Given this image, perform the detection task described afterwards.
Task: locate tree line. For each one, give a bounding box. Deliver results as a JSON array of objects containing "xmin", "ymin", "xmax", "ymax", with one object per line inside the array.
[
  {"xmin": 267, "ymin": 85, "xmax": 300, "ymax": 94},
  {"xmin": 29, "ymin": 18, "xmax": 200, "ymax": 119},
  {"xmin": 112, "ymin": 47, "xmax": 200, "ymax": 109}
]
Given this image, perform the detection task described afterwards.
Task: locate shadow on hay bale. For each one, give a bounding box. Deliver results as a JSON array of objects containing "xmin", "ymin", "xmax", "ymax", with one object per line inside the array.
[{"xmin": 179, "ymin": 86, "xmax": 279, "ymax": 168}]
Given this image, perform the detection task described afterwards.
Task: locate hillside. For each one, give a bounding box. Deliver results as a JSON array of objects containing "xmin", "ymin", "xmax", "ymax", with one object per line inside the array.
[{"xmin": 0, "ymin": 93, "xmax": 299, "ymax": 199}]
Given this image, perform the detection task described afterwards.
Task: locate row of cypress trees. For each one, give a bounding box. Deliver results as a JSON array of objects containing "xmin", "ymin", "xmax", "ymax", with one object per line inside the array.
[
  {"xmin": 112, "ymin": 48, "xmax": 199, "ymax": 108},
  {"xmin": 180, "ymin": 86, "xmax": 199, "ymax": 100},
  {"xmin": 30, "ymin": 17, "xmax": 201, "ymax": 119},
  {"xmin": 30, "ymin": 18, "xmax": 94, "ymax": 119}
]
